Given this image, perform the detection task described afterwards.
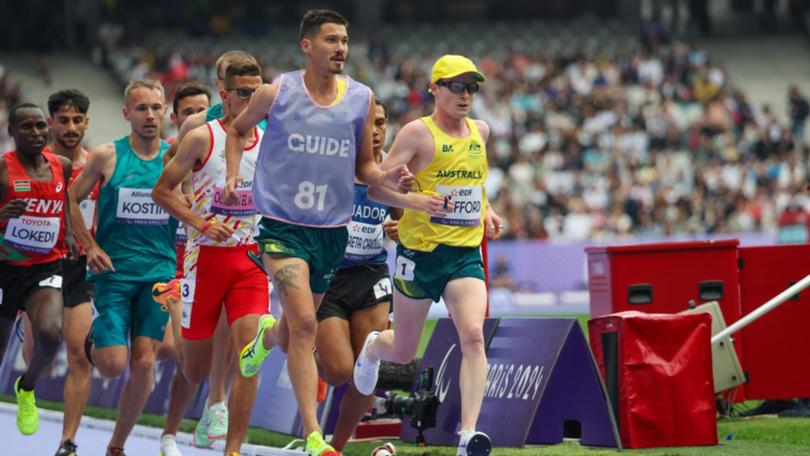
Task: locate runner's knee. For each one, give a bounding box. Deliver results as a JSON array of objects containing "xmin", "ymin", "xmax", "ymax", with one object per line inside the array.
[
  {"xmin": 156, "ymin": 342, "xmax": 175, "ymax": 361},
  {"xmin": 129, "ymin": 351, "xmax": 157, "ymax": 377},
  {"xmin": 97, "ymin": 356, "xmax": 127, "ymax": 378},
  {"xmin": 458, "ymin": 325, "xmax": 485, "ymax": 355},
  {"xmin": 288, "ymin": 313, "xmax": 318, "ymax": 341},
  {"xmin": 66, "ymin": 342, "xmax": 92, "ymax": 371},
  {"xmin": 320, "ymin": 360, "xmax": 353, "ymax": 386}
]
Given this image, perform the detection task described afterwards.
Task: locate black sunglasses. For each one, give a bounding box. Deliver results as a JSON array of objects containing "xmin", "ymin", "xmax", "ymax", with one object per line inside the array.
[
  {"xmin": 225, "ymin": 87, "xmax": 257, "ymax": 99},
  {"xmin": 437, "ymin": 80, "xmax": 480, "ymax": 94}
]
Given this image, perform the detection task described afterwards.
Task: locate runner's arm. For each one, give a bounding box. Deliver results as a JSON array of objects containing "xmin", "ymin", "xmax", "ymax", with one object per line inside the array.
[
  {"xmin": 356, "ymin": 93, "xmax": 414, "ymax": 192},
  {"xmin": 224, "ymin": 83, "xmax": 277, "ymax": 203},
  {"xmin": 58, "ymin": 156, "xmax": 79, "ymax": 259},
  {"xmin": 368, "ymin": 186, "xmax": 450, "ymax": 216},
  {"xmin": 166, "ymin": 111, "xmax": 208, "ymax": 206},
  {"xmin": 471, "ymin": 119, "xmax": 503, "ymax": 239},
  {"xmin": 0, "ymin": 159, "xmax": 26, "ymax": 219},
  {"xmin": 154, "ymin": 126, "xmax": 232, "ymax": 242},
  {"xmin": 368, "ymin": 120, "xmax": 441, "ymax": 212},
  {"xmin": 69, "ymin": 144, "xmax": 113, "ymax": 252}
]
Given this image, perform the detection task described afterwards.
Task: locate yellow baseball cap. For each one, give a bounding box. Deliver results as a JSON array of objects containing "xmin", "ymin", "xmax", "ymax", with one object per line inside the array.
[{"xmin": 430, "ymin": 55, "xmax": 486, "ymax": 84}]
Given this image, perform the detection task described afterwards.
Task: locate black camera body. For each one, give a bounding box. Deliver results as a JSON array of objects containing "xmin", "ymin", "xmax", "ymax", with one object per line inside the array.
[{"xmin": 377, "ymin": 367, "xmax": 440, "ymax": 446}]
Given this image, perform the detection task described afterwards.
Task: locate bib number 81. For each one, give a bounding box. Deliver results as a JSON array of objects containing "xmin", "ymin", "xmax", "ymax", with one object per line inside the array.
[{"xmin": 294, "ymin": 181, "xmax": 328, "ymax": 211}]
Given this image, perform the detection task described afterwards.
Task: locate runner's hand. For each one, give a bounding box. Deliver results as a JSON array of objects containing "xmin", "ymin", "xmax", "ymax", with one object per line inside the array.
[
  {"xmin": 383, "ymin": 219, "xmax": 399, "ymax": 241},
  {"xmin": 199, "ymin": 220, "xmax": 234, "ymax": 242},
  {"xmin": 222, "ymin": 175, "xmax": 243, "ymax": 205},
  {"xmin": 87, "ymin": 246, "xmax": 115, "ymax": 273},
  {"xmin": 485, "ymin": 207, "xmax": 504, "ymax": 240},
  {"xmin": 0, "ymin": 199, "xmax": 26, "ymax": 219},
  {"xmin": 383, "ymin": 164, "xmax": 414, "ymax": 193},
  {"xmin": 64, "ymin": 233, "xmax": 79, "ymax": 261},
  {"xmin": 419, "ymin": 193, "xmax": 453, "ymax": 217}
]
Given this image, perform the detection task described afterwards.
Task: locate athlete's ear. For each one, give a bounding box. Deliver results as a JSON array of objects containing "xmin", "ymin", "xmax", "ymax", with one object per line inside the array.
[
  {"xmin": 122, "ymin": 106, "xmax": 130, "ymax": 121},
  {"xmin": 47, "ymin": 117, "xmax": 54, "ymax": 128},
  {"xmin": 300, "ymin": 37, "xmax": 312, "ymax": 55},
  {"xmin": 170, "ymin": 112, "xmax": 177, "ymax": 125}
]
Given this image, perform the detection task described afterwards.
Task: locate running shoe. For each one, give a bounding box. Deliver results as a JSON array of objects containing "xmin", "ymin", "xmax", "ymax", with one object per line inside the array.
[
  {"xmin": 15, "ymin": 376, "xmax": 38, "ymax": 435},
  {"xmin": 239, "ymin": 314, "xmax": 277, "ymax": 377},
  {"xmin": 304, "ymin": 431, "xmax": 339, "ymax": 456},
  {"xmin": 457, "ymin": 430, "xmax": 491, "ymax": 456},
  {"xmin": 106, "ymin": 447, "xmax": 126, "ymax": 456},
  {"xmin": 353, "ymin": 331, "xmax": 381, "ymax": 396},
  {"xmin": 159, "ymin": 434, "xmax": 182, "ymax": 456},
  {"xmin": 206, "ymin": 401, "xmax": 228, "ymax": 441},
  {"xmin": 54, "ymin": 439, "xmax": 78, "ymax": 456},
  {"xmin": 193, "ymin": 404, "xmax": 213, "ymax": 448},
  {"xmin": 152, "ymin": 279, "xmax": 181, "ymax": 312}
]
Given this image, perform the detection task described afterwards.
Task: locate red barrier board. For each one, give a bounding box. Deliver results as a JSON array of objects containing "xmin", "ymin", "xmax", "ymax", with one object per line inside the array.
[
  {"xmin": 589, "ymin": 311, "xmax": 717, "ymax": 449},
  {"xmin": 738, "ymin": 244, "xmax": 810, "ymax": 399}
]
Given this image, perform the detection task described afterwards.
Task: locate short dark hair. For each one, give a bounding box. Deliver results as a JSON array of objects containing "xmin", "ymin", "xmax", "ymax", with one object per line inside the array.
[
  {"xmin": 374, "ymin": 95, "xmax": 388, "ymax": 119},
  {"xmin": 9, "ymin": 103, "xmax": 42, "ymax": 125},
  {"xmin": 300, "ymin": 9, "xmax": 348, "ymax": 40},
  {"xmin": 173, "ymin": 81, "xmax": 211, "ymax": 114},
  {"xmin": 47, "ymin": 89, "xmax": 90, "ymax": 116},
  {"xmin": 223, "ymin": 58, "xmax": 261, "ymax": 87}
]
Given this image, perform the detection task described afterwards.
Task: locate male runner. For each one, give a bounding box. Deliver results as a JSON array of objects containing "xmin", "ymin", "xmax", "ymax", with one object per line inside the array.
[
  {"xmin": 154, "ymin": 52, "xmax": 262, "ymax": 451},
  {"xmin": 157, "ymin": 80, "xmax": 213, "ymax": 456},
  {"xmin": 45, "ymin": 89, "xmax": 97, "ymax": 456},
  {"xmin": 315, "ymin": 96, "xmax": 402, "ymax": 454},
  {"xmin": 353, "ymin": 55, "xmax": 504, "ymax": 456},
  {"xmin": 0, "ymin": 103, "xmax": 77, "ymax": 436},
  {"xmin": 153, "ymin": 56, "xmax": 268, "ymax": 456},
  {"xmin": 224, "ymin": 10, "xmax": 417, "ymax": 456},
  {"xmin": 69, "ymin": 79, "xmax": 176, "ymax": 456}
]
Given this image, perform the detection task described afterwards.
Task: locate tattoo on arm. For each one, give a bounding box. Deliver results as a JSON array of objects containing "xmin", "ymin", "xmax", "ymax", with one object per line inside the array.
[{"xmin": 272, "ymin": 263, "xmax": 301, "ymax": 296}]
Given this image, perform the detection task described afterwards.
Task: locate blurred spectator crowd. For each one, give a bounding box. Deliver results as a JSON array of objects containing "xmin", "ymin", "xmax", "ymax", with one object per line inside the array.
[
  {"xmin": 76, "ymin": 20, "xmax": 810, "ymax": 242},
  {"xmin": 0, "ymin": 66, "xmax": 25, "ymax": 153}
]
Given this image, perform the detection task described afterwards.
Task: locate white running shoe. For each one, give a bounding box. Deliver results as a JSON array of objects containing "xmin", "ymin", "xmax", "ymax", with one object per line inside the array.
[
  {"xmin": 353, "ymin": 331, "xmax": 381, "ymax": 395},
  {"xmin": 457, "ymin": 430, "xmax": 491, "ymax": 456},
  {"xmin": 159, "ymin": 433, "xmax": 183, "ymax": 456},
  {"xmin": 206, "ymin": 401, "xmax": 228, "ymax": 441}
]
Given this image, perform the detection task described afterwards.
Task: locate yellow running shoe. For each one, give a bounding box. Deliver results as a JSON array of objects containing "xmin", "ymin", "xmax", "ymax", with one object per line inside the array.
[
  {"xmin": 14, "ymin": 376, "xmax": 38, "ymax": 435},
  {"xmin": 152, "ymin": 279, "xmax": 181, "ymax": 311},
  {"xmin": 239, "ymin": 314, "xmax": 277, "ymax": 377},
  {"xmin": 305, "ymin": 431, "xmax": 339, "ymax": 456}
]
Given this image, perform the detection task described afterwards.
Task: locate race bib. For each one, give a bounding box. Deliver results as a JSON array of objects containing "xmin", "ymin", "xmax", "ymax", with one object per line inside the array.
[
  {"xmin": 38, "ymin": 274, "xmax": 63, "ymax": 289},
  {"xmin": 79, "ymin": 199, "xmax": 96, "ymax": 230},
  {"xmin": 373, "ymin": 277, "xmax": 392, "ymax": 300},
  {"xmin": 344, "ymin": 221, "xmax": 385, "ymax": 261},
  {"xmin": 211, "ymin": 187, "xmax": 256, "ymax": 216},
  {"xmin": 430, "ymin": 185, "xmax": 483, "ymax": 227},
  {"xmin": 180, "ymin": 277, "xmax": 196, "ymax": 329},
  {"xmin": 116, "ymin": 188, "xmax": 169, "ymax": 225},
  {"xmin": 4, "ymin": 215, "xmax": 61, "ymax": 254}
]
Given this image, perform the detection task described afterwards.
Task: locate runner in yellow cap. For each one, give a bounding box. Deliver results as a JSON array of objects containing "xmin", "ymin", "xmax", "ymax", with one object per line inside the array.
[{"xmin": 353, "ymin": 54, "xmax": 502, "ymax": 456}]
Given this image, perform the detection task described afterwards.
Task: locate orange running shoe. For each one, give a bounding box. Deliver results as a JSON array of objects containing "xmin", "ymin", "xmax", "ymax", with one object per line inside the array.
[{"xmin": 152, "ymin": 278, "xmax": 181, "ymax": 311}]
